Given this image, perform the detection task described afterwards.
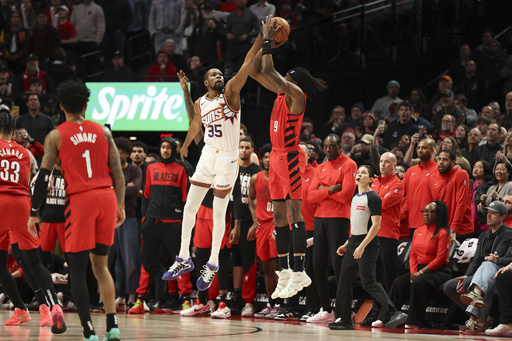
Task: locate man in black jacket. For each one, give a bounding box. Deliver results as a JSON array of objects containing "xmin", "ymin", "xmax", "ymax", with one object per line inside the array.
[
  {"xmin": 140, "ymin": 137, "xmax": 190, "ymax": 310},
  {"xmin": 443, "ymin": 201, "xmax": 512, "ymax": 333}
]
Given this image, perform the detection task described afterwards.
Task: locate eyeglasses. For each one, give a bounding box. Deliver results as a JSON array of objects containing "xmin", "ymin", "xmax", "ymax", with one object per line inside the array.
[
  {"xmin": 421, "ymin": 210, "xmax": 437, "ymax": 214},
  {"xmin": 395, "ymin": 169, "xmax": 405, "ymax": 173},
  {"xmin": 308, "ymin": 147, "xmax": 314, "ymax": 152},
  {"xmin": 468, "ymin": 133, "xmax": 480, "ymax": 137},
  {"xmin": 442, "ymin": 120, "xmax": 454, "ymax": 123}
]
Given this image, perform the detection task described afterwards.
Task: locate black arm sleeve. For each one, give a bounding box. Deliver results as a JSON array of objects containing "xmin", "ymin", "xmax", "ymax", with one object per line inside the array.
[
  {"xmin": 232, "ymin": 176, "xmax": 242, "ymax": 221},
  {"xmin": 30, "ymin": 168, "xmax": 52, "ymax": 216}
]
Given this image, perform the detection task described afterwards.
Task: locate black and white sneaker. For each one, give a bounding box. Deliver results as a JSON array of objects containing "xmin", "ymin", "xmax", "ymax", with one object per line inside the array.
[
  {"xmin": 274, "ymin": 310, "xmax": 301, "ymax": 321},
  {"xmin": 300, "ymin": 311, "xmax": 316, "ymax": 321}
]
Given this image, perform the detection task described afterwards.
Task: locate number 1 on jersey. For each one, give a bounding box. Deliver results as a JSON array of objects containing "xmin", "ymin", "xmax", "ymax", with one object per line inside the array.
[{"xmin": 82, "ymin": 150, "xmax": 92, "ymax": 178}]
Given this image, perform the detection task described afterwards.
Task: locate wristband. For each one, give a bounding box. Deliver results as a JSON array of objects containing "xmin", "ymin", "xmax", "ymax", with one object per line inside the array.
[
  {"xmin": 30, "ymin": 208, "xmax": 39, "ymax": 217},
  {"xmin": 262, "ymin": 39, "xmax": 272, "ymax": 55},
  {"xmin": 419, "ymin": 270, "xmax": 424, "ymax": 275}
]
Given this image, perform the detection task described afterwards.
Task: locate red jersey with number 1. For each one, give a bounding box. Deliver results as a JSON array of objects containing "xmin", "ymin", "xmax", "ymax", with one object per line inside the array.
[
  {"xmin": 0, "ymin": 139, "xmax": 30, "ymax": 196},
  {"xmin": 57, "ymin": 121, "xmax": 112, "ymax": 195},
  {"xmin": 269, "ymin": 92, "xmax": 306, "ymax": 150},
  {"xmin": 255, "ymin": 171, "xmax": 273, "ymax": 221}
]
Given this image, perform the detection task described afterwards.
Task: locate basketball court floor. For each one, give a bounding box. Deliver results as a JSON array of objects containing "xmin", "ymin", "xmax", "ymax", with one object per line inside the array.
[{"xmin": 0, "ymin": 310, "xmax": 508, "ymax": 341}]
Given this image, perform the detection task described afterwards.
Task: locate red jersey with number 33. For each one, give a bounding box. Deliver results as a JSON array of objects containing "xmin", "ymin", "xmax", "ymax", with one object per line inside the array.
[
  {"xmin": 57, "ymin": 121, "xmax": 112, "ymax": 195},
  {"xmin": 0, "ymin": 139, "xmax": 30, "ymax": 196},
  {"xmin": 269, "ymin": 92, "xmax": 306, "ymax": 150}
]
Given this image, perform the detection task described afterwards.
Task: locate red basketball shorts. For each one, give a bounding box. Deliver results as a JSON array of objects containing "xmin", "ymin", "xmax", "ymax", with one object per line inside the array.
[
  {"xmin": 64, "ymin": 187, "xmax": 117, "ymax": 253},
  {"xmin": 269, "ymin": 149, "xmax": 305, "ymax": 201},
  {"xmin": 0, "ymin": 194, "xmax": 38, "ymax": 250},
  {"xmin": 40, "ymin": 222, "xmax": 66, "ymax": 252},
  {"xmin": 256, "ymin": 218, "xmax": 277, "ymax": 261}
]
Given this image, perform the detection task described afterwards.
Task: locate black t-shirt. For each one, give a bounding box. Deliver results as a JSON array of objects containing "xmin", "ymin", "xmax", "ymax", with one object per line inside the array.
[
  {"xmin": 41, "ymin": 169, "xmax": 66, "ymax": 223},
  {"xmin": 239, "ymin": 163, "xmax": 263, "ymax": 222}
]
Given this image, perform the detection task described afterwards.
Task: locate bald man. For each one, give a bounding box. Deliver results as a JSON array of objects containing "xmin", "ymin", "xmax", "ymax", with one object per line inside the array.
[{"xmin": 363, "ymin": 152, "xmax": 405, "ymax": 326}]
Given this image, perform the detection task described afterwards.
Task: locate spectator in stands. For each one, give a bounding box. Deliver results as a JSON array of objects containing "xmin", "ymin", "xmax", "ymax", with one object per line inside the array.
[
  {"xmin": 432, "ymin": 89, "xmax": 465, "ymax": 134},
  {"xmin": 471, "ymin": 30, "xmax": 493, "ymax": 67},
  {"xmin": 248, "ymin": 0, "xmax": 275, "ymax": 23},
  {"xmin": 125, "ymin": 0, "xmax": 148, "ymax": 46},
  {"xmin": 99, "ymin": 0, "xmax": 132, "ymax": 60},
  {"xmin": 454, "ymin": 60, "xmax": 484, "ymax": 111},
  {"xmin": 185, "ymin": 55, "xmax": 204, "ymax": 101},
  {"xmin": 351, "ymin": 134, "xmax": 375, "ymax": 167},
  {"xmin": 454, "ymin": 94, "xmax": 477, "ymax": 129},
  {"xmin": 476, "ymin": 122, "xmax": 502, "ymax": 165},
  {"xmin": 394, "ymin": 161, "xmax": 408, "ymax": 180},
  {"xmin": 15, "ymin": 92, "xmax": 54, "ymax": 144},
  {"xmin": 44, "ymin": 0, "xmax": 62, "ymax": 27},
  {"xmin": 70, "ymin": 0, "xmax": 105, "ymax": 56},
  {"xmin": 444, "ymin": 200, "xmax": 512, "ymax": 334},
  {"xmin": 437, "ymin": 149, "xmax": 473, "ymax": 241},
  {"xmin": 480, "ymin": 160, "xmax": 512, "ymax": 210},
  {"xmin": 4, "ymin": 11, "xmax": 30, "ymax": 73},
  {"xmin": 30, "ymin": 11, "xmax": 61, "ymax": 70},
  {"xmin": 355, "ymin": 111, "xmax": 377, "ymax": 139},
  {"xmin": 409, "ymin": 88, "xmax": 428, "ymax": 122},
  {"xmin": 224, "ymin": 0, "xmax": 259, "ymax": 78},
  {"xmin": 480, "ymin": 105, "xmax": 495, "ymax": 121},
  {"xmin": 20, "ymin": 54, "xmax": 55, "ymax": 94},
  {"xmin": 343, "ymin": 102, "xmax": 364, "ymax": 132},
  {"xmin": 48, "ymin": 47, "xmax": 77, "ymax": 88},
  {"xmin": 461, "ymin": 128, "xmax": 482, "ymax": 170},
  {"xmin": 471, "ymin": 160, "xmax": 494, "ymax": 234},
  {"xmin": 306, "ymin": 134, "xmax": 356, "ymax": 324},
  {"xmin": 402, "ymin": 138, "xmax": 444, "ymax": 235},
  {"xmin": 103, "ymin": 50, "xmax": 137, "ymax": 82},
  {"xmin": 145, "ymin": 49, "xmax": 177, "ymax": 82},
  {"xmin": 390, "ymin": 200, "xmax": 452, "ymax": 329},
  {"xmin": 371, "ymin": 80, "xmax": 402, "ymax": 122},
  {"xmin": 499, "ymin": 92, "xmax": 512, "ymax": 130},
  {"xmin": 14, "ymin": 127, "xmax": 43, "ymax": 159},
  {"xmin": 187, "ymin": 2, "xmax": 226, "ymax": 69},
  {"xmin": 56, "ymin": 5, "xmax": 77, "ymax": 56},
  {"xmin": 362, "ymin": 152, "xmax": 404, "ymax": 327},
  {"xmin": 454, "ymin": 124, "xmax": 469, "ymax": 149},
  {"xmin": 0, "ymin": 64, "xmax": 16, "ymax": 98},
  {"xmin": 428, "ymin": 75, "xmax": 453, "ymax": 122},
  {"xmin": 481, "ymin": 39, "xmax": 506, "ymax": 104},
  {"xmin": 20, "ymin": 0, "xmax": 37, "ymax": 29},
  {"xmin": 148, "ymin": 0, "xmax": 185, "ymax": 55},
  {"xmin": 486, "ymin": 261, "xmax": 512, "ymax": 336},
  {"xmin": 162, "ymin": 39, "xmax": 186, "ymax": 74},
  {"xmin": 383, "ymin": 101, "xmax": 418, "ymax": 149},
  {"xmin": 300, "ymin": 117, "xmax": 321, "ymax": 146},
  {"xmin": 489, "ymin": 101, "xmax": 502, "ymax": 121},
  {"xmin": 322, "ymin": 105, "xmax": 345, "ymax": 139},
  {"xmin": 340, "ymin": 129, "xmax": 355, "ymax": 157},
  {"xmin": 441, "ymin": 136, "xmax": 470, "ymax": 172},
  {"xmin": 438, "ymin": 114, "xmax": 456, "ymax": 138},
  {"xmin": 450, "ymin": 43, "xmax": 471, "ymax": 83},
  {"xmin": 477, "ymin": 115, "xmax": 491, "ymax": 146}
]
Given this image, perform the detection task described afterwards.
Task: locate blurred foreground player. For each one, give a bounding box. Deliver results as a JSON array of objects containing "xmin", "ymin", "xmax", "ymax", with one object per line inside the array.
[{"xmin": 29, "ymin": 80, "xmax": 126, "ymax": 341}]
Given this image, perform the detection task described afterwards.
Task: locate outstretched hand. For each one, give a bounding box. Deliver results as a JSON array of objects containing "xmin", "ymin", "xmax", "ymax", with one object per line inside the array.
[{"xmin": 177, "ymin": 70, "xmax": 189, "ymax": 91}]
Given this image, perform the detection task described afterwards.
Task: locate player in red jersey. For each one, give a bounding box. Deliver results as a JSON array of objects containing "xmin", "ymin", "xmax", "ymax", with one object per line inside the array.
[
  {"xmin": 248, "ymin": 17, "xmax": 327, "ymax": 299},
  {"xmin": 29, "ymin": 80, "xmax": 126, "ymax": 341},
  {"xmin": 0, "ymin": 111, "xmax": 69, "ymax": 331}
]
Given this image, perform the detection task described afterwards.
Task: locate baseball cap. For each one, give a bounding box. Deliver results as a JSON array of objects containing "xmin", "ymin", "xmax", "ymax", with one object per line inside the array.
[
  {"xmin": 440, "ymin": 75, "xmax": 452, "ymax": 83},
  {"xmin": 0, "ymin": 104, "xmax": 9, "ymax": 113},
  {"xmin": 57, "ymin": 5, "xmax": 69, "ymax": 12},
  {"xmin": 440, "ymin": 89, "xmax": 454, "ymax": 97},
  {"xmin": 487, "ymin": 200, "xmax": 508, "ymax": 216},
  {"xmin": 26, "ymin": 54, "xmax": 38, "ymax": 62},
  {"xmin": 360, "ymin": 134, "xmax": 373, "ymax": 144},
  {"xmin": 351, "ymin": 102, "xmax": 365, "ymax": 112},
  {"xmin": 112, "ymin": 50, "xmax": 123, "ymax": 58}
]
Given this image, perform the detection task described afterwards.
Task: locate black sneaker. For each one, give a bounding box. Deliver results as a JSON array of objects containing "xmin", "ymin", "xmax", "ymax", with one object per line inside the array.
[
  {"xmin": 329, "ymin": 318, "xmax": 355, "ymax": 330},
  {"xmin": 360, "ymin": 315, "xmax": 375, "ymax": 326},
  {"xmin": 300, "ymin": 311, "xmax": 316, "ymax": 321},
  {"xmin": 150, "ymin": 299, "xmax": 173, "ymax": 313},
  {"xmin": 274, "ymin": 310, "xmax": 301, "ymax": 321},
  {"xmin": 385, "ymin": 311, "xmax": 408, "ymax": 330}
]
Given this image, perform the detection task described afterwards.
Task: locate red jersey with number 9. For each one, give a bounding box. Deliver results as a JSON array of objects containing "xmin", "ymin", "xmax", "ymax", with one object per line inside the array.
[
  {"xmin": 57, "ymin": 121, "xmax": 112, "ymax": 195},
  {"xmin": 0, "ymin": 139, "xmax": 30, "ymax": 196},
  {"xmin": 269, "ymin": 92, "xmax": 306, "ymax": 150}
]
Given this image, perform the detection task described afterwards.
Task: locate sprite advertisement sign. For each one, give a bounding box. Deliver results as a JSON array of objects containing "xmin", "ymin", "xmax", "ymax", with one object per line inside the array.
[{"xmin": 85, "ymin": 83, "xmax": 189, "ymax": 131}]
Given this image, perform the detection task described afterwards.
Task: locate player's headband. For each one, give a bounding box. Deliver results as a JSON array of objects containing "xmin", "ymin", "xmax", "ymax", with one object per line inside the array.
[{"xmin": 288, "ymin": 69, "xmax": 299, "ymax": 82}]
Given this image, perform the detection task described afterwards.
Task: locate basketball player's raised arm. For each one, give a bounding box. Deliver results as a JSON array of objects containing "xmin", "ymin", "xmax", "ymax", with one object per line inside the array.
[
  {"xmin": 177, "ymin": 70, "xmax": 203, "ymax": 144},
  {"xmin": 103, "ymin": 126, "xmax": 126, "ymax": 227},
  {"xmin": 181, "ymin": 100, "xmax": 202, "ymax": 161},
  {"xmin": 248, "ymin": 49, "xmax": 279, "ymax": 93}
]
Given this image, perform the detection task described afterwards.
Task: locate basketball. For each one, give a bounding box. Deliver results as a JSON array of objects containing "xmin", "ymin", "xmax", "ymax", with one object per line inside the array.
[{"xmin": 270, "ymin": 17, "xmax": 290, "ymax": 44}]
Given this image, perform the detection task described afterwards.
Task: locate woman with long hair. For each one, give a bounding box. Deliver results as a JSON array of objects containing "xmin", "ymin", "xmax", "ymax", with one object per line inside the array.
[
  {"xmin": 329, "ymin": 165, "xmax": 407, "ymax": 331},
  {"xmin": 455, "ymin": 124, "xmax": 469, "ymax": 150},
  {"xmin": 472, "ymin": 160, "xmax": 494, "ymax": 234},
  {"xmin": 389, "ymin": 201, "xmax": 452, "ymax": 328}
]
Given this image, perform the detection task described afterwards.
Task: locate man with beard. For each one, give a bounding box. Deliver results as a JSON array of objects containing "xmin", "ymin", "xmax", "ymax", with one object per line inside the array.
[
  {"xmin": 476, "ymin": 122, "xmax": 502, "ymax": 165},
  {"xmin": 402, "ymin": 139, "xmax": 444, "ymax": 236},
  {"xmin": 163, "ymin": 33, "xmax": 264, "ymax": 290},
  {"xmin": 437, "ymin": 149, "xmax": 474, "ymax": 241}
]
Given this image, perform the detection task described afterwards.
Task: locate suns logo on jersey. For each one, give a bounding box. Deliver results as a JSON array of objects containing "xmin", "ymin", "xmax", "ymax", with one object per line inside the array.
[{"xmin": 201, "ymin": 103, "xmax": 238, "ymax": 127}]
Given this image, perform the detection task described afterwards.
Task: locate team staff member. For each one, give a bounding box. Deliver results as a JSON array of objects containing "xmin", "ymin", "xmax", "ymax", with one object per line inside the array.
[
  {"xmin": 248, "ymin": 17, "xmax": 328, "ymax": 299},
  {"xmin": 329, "ymin": 165, "xmax": 407, "ymax": 330},
  {"xmin": 306, "ymin": 133, "xmax": 357, "ymax": 323},
  {"xmin": 29, "ymin": 80, "xmax": 126, "ymax": 341},
  {"xmin": 402, "ymin": 138, "xmax": 444, "ymax": 235},
  {"xmin": 249, "ymin": 143, "xmax": 279, "ymax": 318},
  {"xmin": 363, "ymin": 152, "xmax": 404, "ymax": 327},
  {"xmin": 437, "ymin": 149, "xmax": 474, "ymax": 241},
  {"xmin": 141, "ymin": 137, "xmax": 191, "ymax": 310}
]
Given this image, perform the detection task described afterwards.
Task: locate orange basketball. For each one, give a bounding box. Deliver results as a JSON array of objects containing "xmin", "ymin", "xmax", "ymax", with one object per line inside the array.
[{"xmin": 270, "ymin": 17, "xmax": 290, "ymax": 44}]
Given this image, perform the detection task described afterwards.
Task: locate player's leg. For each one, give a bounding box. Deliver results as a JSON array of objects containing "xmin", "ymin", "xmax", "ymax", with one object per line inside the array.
[{"xmin": 90, "ymin": 246, "xmax": 120, "ymax": 340}]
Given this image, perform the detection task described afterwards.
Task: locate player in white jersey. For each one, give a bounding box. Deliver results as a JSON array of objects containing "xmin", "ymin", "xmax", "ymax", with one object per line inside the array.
[{"xmin": 163, "ymin": 34, "xmax": 265, "ymax": 291}]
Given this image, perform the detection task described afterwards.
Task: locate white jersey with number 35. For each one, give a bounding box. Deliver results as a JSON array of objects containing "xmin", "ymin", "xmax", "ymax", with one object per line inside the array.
[{"xmin": 199, "ymin": 93, "xmax": 240, "ymax": 152}]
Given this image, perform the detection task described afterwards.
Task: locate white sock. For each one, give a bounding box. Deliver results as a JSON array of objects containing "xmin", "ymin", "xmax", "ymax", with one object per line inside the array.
[
  {"xmin": 208, "ymin": 194, "xmax": 231, "ymax": 267},
  {"xmin": 178, "ymin": 185, "xmax": 209, "ymax": 260}
]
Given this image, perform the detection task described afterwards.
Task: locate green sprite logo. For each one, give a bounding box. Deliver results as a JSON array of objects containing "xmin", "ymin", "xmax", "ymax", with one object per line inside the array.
[{"xmin": 85, "ymin": 83, "xmax": 189, "ymax": 131}]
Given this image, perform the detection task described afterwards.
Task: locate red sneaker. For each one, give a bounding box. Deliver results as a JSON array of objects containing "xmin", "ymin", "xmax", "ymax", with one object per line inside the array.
[
  {"xmin": 51, "ymin": 305, "xmax": 66, "ymax": 334},
  {"xmin": 5, "ymin": 307, "xmax": 31, "ymax": 326},
  {"xmin": 39, "ymin": 304, "xmax": 52, "ymax": 327}
]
